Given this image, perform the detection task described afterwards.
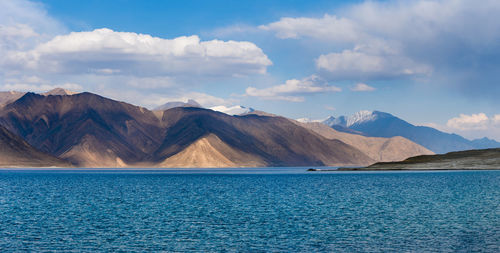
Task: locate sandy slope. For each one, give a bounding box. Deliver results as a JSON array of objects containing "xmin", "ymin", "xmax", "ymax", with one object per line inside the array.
[
  {"xmin": 295, "ymin": 121, "xmax": 434, "ymax": 162},
  {"xmin": 160, "ymin": 134, "xmax": 265, "ymax": 168}
]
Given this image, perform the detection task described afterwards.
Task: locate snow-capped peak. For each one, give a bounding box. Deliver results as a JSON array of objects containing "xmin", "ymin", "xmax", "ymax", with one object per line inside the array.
[
  {"xmin": 346, "ymin": 110, "xmax": 376, "ymax": 127},
  {"xmin": 210, "ymin": 105, "xmax": 254, "ymax": 116}
]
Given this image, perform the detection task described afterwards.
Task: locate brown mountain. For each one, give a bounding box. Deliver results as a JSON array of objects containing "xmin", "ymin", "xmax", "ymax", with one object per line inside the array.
[
  {"xmin": 0, "ymin": 91, "xmax": 26, "ymax": 107},
  {"xmin": 0, "ymin": 124, "xmax": 71, "ymax": 168},
  {"xmin": 295, "ymin": 121, "xmax": 434, "ymax": 162},
  {"xmin": 0, "ymin": 92, "xmax": 163, "ymax": 167},
  {"xmin": 0, "ymin": 92, "xmax": 374, "ymax": 167},
  {"xmin": 154, "ymin": 107, "xmax": 374, "ymax": 167}
]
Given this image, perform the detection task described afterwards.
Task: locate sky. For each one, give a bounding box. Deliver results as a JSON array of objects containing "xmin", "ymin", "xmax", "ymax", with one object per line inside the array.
[{"xmin": 0, "ymin": 0, "xmax": 499, "ymax": 140}]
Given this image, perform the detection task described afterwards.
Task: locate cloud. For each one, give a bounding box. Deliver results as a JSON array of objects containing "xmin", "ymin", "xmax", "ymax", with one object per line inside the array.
[
  {"xmin": 493, "ymin": 115, "xmax": 500, "ymax": 125},
  {"xmin": 245, "ymin": 75, "xmax": 341, "ymax": 102},
  {"xmin": 9, "ymin": 28, "xmax": 272, "ymax": 77},
  {"xmin": 316, "ymin": 43, "xmax": 432, "ymax": 80},
  {"xmin": 325, "ymin": 105, "xmax": 336, "ymax": 111},
  {"xmin": 260, "ymin": 14, "xmax": 362, "ymax": 42},
  {"xmin": 351, "ymin": 83, "xmax": 375, "ymax": 92},
  {"xmin": 146, "ymin": 92, "xmax": 232, "ymax": 108},
  {"xmin": 423, "ymin": 113, "xmax": 500, "ymax": 141},
  {"xmin": 447, "ymin": 113, "xmax": 490, "ymax": 131},
  {"xmin": 260, "ymin": 0, "xmax": 500, "ymax": 89}
]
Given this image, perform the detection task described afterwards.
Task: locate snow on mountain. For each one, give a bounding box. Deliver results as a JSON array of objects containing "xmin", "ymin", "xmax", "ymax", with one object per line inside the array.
[
  {"xmin": 210, "ymin": 105, "xmax": 254, "ymax": 115},
  {"xmin": 296, "ymin": 118, "xmax": 324, "ymax": 123},
  {"xmin": 346, "ymin": 110, "xmax": 377, "ymax": 127}
]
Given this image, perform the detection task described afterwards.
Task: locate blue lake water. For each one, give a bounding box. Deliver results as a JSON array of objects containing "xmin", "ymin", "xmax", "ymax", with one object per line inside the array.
[{"xmin": 0, "ymin": 169, "xmax": 499, "ymax": 252}]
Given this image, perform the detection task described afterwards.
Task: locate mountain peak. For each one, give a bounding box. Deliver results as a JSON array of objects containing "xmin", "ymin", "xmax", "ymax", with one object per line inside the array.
[
  {"xmin": 209, "ymin": 105, "xmax": 254, "ymax": 116},
  {"xmin": 42, "ymin": 88, "xmax": 79, "ymax": 96}
]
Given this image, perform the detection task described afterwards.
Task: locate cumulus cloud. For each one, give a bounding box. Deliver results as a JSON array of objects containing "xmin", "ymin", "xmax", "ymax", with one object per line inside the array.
[
  {"xmin": 0, "ymin": 0, "xmax": 275, "ymax": 110},
  {"xmin": 145, "ymin": 91, "xmax": 232, "ymax": 108},
  {"xmin": 261, "ymin": 0, "xmax": 500, "ymax": 86},
  {"xmin": 447, "ymin": 113, "xmax": 490, "ymax": 131},
  {"xmin": 351, "ymin": 83, "xmax": 375, "ymax": 92},
  {"xmin": 9, "ymin": 28, "xmax": 272, "ymax": 77},
  {"xmin": 422, "ymin": 113, "xmax": 500, "ymax": 140},
  {"xmin": 260, "ymin": 14, "xmax": 362, "ymax": 42},
  {"xmin": 245, "ymin": 75, "xmax": 341, "ymax": 102},
  {"xmin": 316, "ymin": 43, "xmax": 432, "ymax": 80}
]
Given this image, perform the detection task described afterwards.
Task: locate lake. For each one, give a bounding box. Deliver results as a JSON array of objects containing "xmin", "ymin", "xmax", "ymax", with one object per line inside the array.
[{"xmin": 0, "ymin": 169, "xmax": 499, "ymax": 251}]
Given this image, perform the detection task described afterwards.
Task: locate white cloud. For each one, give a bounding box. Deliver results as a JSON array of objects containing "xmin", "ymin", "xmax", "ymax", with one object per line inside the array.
[
  {"xmin": 245, "ymin": 75, "xmax": 341, "ymax": 102},
  {"xmin": 316, "ymin": 43, "xmax": 432, "ymax": 80},
  {"xmin": 11, "ymin": 28, "xmax": 272, "ymax": 77},
  {"xmin": 149, "ymin": 92, "xmax": 231, "ymax": 108},
  {"xmin": 422, "ymin": 113, "xmax": 500, "ymax": 141},
  {"xmin": 491, "ymin": 115, "xmax": 500, "ymax": 125},
  {"xmin": 260, "ymin": 14, "xmax": 362, "ymax": 42},
  {"xmin": 261, "ymin": 0, "xmax": 500, "ymax": 83},
  {"xmin": 447, "ymin": 113, "xmax": 490, "ymax": 131},
  {"xmin": 351, "ymin": 83, "xmax": 375, "ymax": 92}
]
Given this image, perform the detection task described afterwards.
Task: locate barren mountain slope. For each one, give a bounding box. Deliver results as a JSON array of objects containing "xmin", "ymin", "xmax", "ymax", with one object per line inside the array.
[
  {"xmin": 0, "ymin": 124, "xmax": 71, "ymax": 167},
  {"xmin": 296, "ymin": 121, "xmax": 434, "ymax": 162},
  {"xmin": 156, "ymin": 108, "xmax": 374, "ymax": 167}
]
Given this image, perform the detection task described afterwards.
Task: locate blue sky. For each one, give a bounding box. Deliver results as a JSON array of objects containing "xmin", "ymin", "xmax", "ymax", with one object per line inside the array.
[{"xmin": 0, "ymin": 0, "xmax": 499, "ymax": 140}]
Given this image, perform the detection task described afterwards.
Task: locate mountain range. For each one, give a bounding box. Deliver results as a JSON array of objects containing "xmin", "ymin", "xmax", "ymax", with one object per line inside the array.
[
  {"xmin": 1, "ymin": 88, "xmax": 493, "ymax": 168},
  {"xmin": 0, "ymin": 90, "xmax": 389, "ymax": 168},
  {"xmin": 321, "ymin": 111, "xmax": 500, "ymax": 154}
]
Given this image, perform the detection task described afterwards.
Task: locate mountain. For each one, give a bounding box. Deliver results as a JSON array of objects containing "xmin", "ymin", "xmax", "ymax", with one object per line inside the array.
[
  {"xmin": 323, "ymin": 111, "xmax": 499, "ymax": 154},
  {"xmin": 342, "ymin": 148, "xmax": 500, "ymax": 171},
  {"xmin": 0, "ymin": 92, "xmax": 374, "ymax": 168},
  {"xmin": 154, "ymin": 99, "xmax": 201, "ymax": 111},
  {"xmin": 0, "ymin": 124, "xmax": 71, "ymax": 167},
  {"xmin": 470, "ymin": 137, "xmax": 500, "ymax": 149},
  {"xmin": 0, "ymin": 92, "xmax": 164, "ymax": 167},
  {"xmin": 210, "ymin": 105, "xmax": 254, "ymax": 116},
  {"xmin": 42, "ymin": 88, "xmax": 79, "ymax": 96},
  {"xmin": 294, "ymin": 121, "xmax": 434, "ymax": 162},
  {"xmin": 153, "ymin": 107, "xmax": 374, "ymax": 167},
  {"xmin": 0, "ymin": 91, "xmax": 26, "ymax": 107},
  {"xmin": 0, "ymin": 88, "xmax": 77, "ymax": 107}
]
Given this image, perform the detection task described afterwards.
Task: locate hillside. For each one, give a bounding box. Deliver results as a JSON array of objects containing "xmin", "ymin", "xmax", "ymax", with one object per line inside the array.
[
  {"xmin": 340, "ymin": 148, "xmax": 500, "ymax": 171},
  {"xmin": 295, "ymin": 121, "xmax": 434, "ymax": 162},
  {"xmin": 0, "ymin": 124, "xmax": 71, "ymax": 168}
]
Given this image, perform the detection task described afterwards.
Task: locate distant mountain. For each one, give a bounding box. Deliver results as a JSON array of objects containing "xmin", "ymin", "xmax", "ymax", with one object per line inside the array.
[
  {"xmin": 0, "ymin": 92, "xmax": 374, "ymax": 168},
  {"xmin": 323, "ymin": 111, "xmax": 500, "ymax": 154},
  {"xmin": 343, "ymin": 148, "xmax": 500, "ymax": 171},
  {"xmin": 42, "ymin": 88, "xmax": 79, "ymax": 96},
  {"xmin": 210, "ymin": 105, "xmax": 254, "ymax": 116},
  {"xmin": 0, "ymin": 124, "xmax": 71, "ymax": 167},
  {"xmin": 294, "ymin": 121, "xmax": 433, "ymax": 162},
  {"xmin": 154, "ymin": 99, "xmax": 201, "ymax": 111},
  {"xmin": 0, "ymin": 91, "xmax": 25, "ymax": 107},
  {"xmin": 470, "ymin": 137, "xmax": 500, "ymax": 150},
  {"xmin": 0, "ymin": 88, "xmax": 78, "ymax": 107}
]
